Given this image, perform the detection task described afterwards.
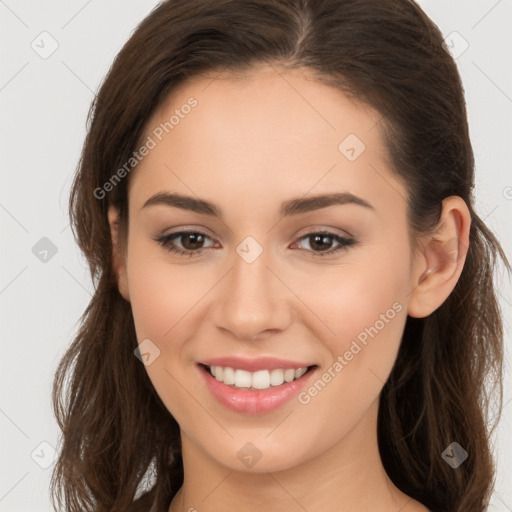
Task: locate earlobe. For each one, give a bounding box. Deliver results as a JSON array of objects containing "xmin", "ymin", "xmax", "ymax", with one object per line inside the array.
[
  {"xmin": 107, "ymin": 205, "xmax": 130, "ymax": 302},
  {"xmin": 407, "ymin": 196, "xmax": 471, "ymax": 318}
]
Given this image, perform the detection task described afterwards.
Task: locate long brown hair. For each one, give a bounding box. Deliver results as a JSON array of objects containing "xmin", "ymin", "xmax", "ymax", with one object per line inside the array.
[{"xmin": 50, "ymin": 1, "xmax": 510, "ymax": 511}]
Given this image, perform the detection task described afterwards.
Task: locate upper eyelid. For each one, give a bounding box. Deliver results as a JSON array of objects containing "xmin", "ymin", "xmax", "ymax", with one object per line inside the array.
[
  {"xmin": 161, "ymin": 224, "xmax": 354, "ymax": 240},
  {"xmin": 161, "ymin": 228, "xmax": 353, "ymax": 248}
]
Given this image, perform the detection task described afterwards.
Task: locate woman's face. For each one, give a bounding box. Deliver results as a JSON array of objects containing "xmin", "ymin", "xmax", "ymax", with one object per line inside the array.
[{"xmin": 116, "ymin": 65, "xmax": 423, "ymax": 473}]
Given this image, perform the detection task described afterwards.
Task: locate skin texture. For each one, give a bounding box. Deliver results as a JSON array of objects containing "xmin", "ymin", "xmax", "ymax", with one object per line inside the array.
[{"xmin": 108, "ymin": 65, "xmax": 470, "ymax": 512}]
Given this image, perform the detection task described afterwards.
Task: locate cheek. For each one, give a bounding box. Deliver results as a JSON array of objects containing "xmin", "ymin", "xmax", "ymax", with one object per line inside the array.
[
  {"xmin": 298, "ymin": 245, "xmax": 410, "ymax": 404},
  {"xmin": 301, "ymin": 245, "xmax": 409, "ymax": 349},
  {"xmin": 293, "ymin": 282, "xmax": 407, "ymax": 452},
  {"xmin": 126, "ymin": 240, "xmax": 207, "ymax": 344},
  {"xmin": 125, "ymin": 244, "xmax": 209, "ymax": 424}
]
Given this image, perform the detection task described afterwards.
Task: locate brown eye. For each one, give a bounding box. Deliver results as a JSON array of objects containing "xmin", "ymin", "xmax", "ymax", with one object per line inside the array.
[
  {"xmin": 294, "ymin": 231, "xmax": 355, "ymax": 258},
  {"xmin": 175, "ymin": 232, "xmax": 207, "ymax": 250},
  {"xmin": 154, "ymin": 230, "xmax": 215, "ymax": 257}
]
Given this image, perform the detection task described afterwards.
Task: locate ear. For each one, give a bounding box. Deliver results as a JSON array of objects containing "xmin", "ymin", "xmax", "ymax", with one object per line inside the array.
[
  {"xmin": 107, "ymin": 204, "xmax": 130, "ymax": 302},
  {"xmin": 407, "ymin": 196, "xmax": 471, "ymax": 318}
]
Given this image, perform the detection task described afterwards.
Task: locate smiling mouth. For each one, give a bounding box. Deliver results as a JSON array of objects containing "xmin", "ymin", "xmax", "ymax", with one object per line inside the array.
[{"xmin": 199, "ymin": 363, "xmax": 317, "ymax": 391}]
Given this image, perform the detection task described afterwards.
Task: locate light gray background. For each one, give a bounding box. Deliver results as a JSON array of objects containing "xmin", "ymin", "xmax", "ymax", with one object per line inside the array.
[{"xmin": 1, "ymin": 1, "xmax": 511, "ymax": 510}]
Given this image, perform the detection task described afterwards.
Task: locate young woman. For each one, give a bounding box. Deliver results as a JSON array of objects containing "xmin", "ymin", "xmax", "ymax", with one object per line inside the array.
[{"xmin": 50, "ymin": 1, "xmax": 510, "ymax": 511}]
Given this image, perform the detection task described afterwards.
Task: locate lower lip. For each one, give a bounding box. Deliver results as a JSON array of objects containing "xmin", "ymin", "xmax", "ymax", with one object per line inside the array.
[{"xmin": 198, "ymin": 364, "xmax": 317, "ymax": 414}]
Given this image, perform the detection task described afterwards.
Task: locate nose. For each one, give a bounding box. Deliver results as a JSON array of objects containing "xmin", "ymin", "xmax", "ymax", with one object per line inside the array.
[{"xmin": 213, "ymin": 244, "xmax": 293, "ymax": 341}]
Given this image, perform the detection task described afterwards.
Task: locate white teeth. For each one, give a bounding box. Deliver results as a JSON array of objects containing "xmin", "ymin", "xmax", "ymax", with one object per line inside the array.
[
  {"xmin": 234, "ymin": 369, "xmax": 252, "ymax": 388},
  {"xmin": 251, "ymin": 370, "xmax": 270, "ymax": 390},
  {"xmin": 208, "ymin": 365, "xmax": 310, "ymax": 390},
  {"xmin": 270, "ymin": 369, "xmax": 284, "ymax": 386},
  {"xmin": 284, "ymin": 369, "xmax": 295, "ymax": 382},
  {"xmin": 295, "ymin": 367, "xmax": 307, "ymax": 379},
  {"xmin": 222, "ymin": 367, "xmax": 235, "ymax": 385}
]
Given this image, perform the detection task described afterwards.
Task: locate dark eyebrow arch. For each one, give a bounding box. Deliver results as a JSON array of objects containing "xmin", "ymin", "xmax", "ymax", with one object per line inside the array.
[{"xmin": 141, "ymin": 191, "xmax": 375, "ymax": 218}]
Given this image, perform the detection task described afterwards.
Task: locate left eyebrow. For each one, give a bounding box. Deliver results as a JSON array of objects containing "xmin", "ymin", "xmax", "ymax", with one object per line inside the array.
[
  {"xmin": 140, "ymin": 191, "xmax": 375, "ymax": 219},
  {"xmin": 281, "ymin": 192, "xmax": 375, "ymax": 216}
]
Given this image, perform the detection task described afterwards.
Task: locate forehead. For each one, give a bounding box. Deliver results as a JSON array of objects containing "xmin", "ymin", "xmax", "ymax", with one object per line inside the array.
[{"xmin": 128, "ymin": 65, "xmax": 406, "ymax": 216}]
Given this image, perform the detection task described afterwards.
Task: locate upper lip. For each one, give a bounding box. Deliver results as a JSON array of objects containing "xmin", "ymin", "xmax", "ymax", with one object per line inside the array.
[{"xmin": 199, "ymin": 356, "xmax": 315, "ymax": 372}]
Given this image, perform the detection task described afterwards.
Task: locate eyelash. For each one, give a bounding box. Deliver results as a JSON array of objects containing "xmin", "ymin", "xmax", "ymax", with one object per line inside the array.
[{"xmin": 153, "ymin": 229, "xmax": 356, "ymax": 259}]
